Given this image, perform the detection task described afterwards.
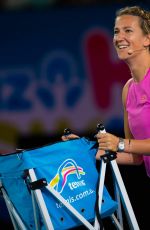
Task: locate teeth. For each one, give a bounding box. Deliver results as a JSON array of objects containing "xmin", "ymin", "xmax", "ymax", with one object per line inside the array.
[{"xmin": 118, "ymin": 45, "xmax": 128, "ymax": 49}]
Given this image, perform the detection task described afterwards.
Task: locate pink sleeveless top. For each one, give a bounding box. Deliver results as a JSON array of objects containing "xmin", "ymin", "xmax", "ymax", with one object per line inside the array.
[{"xmin": 126, "ymin": 68, "xmax": 150, "ymax": 177}]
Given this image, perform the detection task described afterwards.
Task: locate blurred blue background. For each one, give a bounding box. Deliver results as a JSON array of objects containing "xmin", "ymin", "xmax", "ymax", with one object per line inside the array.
[{"xmin": 0, "ymin": 0, "xmax": 142, "ymax": 152}]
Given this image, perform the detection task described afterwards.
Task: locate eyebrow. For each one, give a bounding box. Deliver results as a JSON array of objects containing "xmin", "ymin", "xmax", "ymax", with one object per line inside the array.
[{"xmin": 114, "ymin": 26, "xmax": 133, "ymax": 30}]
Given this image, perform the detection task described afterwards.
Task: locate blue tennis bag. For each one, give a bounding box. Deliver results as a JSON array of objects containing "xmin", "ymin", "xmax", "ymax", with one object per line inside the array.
[{"xmin": 0, "ymin": 137, "xmax": 118, "ymax": 229}]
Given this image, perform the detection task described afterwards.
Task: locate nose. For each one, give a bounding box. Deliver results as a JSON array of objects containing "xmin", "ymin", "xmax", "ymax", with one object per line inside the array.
[
  {"xmin": 113, "ymin": 32, "xmax": 125, "ymax": 48},
  {"xmin": 114, "ymin": 31, "xmax": 125, "ymax": 42}
]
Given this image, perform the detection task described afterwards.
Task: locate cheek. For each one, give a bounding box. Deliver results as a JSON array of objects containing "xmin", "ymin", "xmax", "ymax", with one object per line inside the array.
[
  {"xmin": 113, "ymin": 44, "xmax": 118, "ymax": 53},
  {"xmin": 113, "ymin": 38, "xmax": 116, "ymax": 47}
]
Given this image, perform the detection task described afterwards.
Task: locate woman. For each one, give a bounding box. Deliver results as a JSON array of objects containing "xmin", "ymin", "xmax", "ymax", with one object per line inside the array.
[
  {"xmin": 62, "ymin": 6, "xmax": 150, "ymax": 178},
  {"xmin": 96, "ymin": 5, "xmax": 150, "ymax": 178}
]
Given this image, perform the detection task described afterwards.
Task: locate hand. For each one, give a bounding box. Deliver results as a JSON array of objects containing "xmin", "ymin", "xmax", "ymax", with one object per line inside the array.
[
  {"xmin": 96, "ymin": 132, "xmax": 119, "ymax": 152},
  {"xmin": 96, "ymin": 149, "xmax": 105, "ymax": 160},
  {"xmin": 61, "ymin": 134, "xmax": 80, "ymax": 141}
]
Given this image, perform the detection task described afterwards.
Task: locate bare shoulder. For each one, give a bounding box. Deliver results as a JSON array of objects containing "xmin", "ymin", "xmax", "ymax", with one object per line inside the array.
[
  {"xmin": 122, "ymin": 78, "xmax": 133, "ymax": 107},
  {"xmin": 123, "ymin": 78, "xmax": 133, "ymax": 92}
]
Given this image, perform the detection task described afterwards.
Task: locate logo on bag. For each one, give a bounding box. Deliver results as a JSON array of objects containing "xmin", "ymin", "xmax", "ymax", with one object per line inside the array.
[{"xmin": 49, "ymin": 158, "xmax": 85, "ymax": 194}]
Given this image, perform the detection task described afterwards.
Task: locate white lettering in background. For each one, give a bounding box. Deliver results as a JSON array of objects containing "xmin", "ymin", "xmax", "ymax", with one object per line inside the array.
[
  {"xmin": 0, "ymin": 50, "xmax": 123, "ymax": 152},
  {"xmin": 0, "ymin": 51, "xmax": 100, "ymax": 134}
]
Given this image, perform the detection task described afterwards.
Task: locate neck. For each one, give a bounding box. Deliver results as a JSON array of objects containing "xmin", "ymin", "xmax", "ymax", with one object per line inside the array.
[
  {"xmin": 126, "ymin": 53, "xmax": 150, "ymax": 82},
  {"xmin": 130, "ymin": 67, "xmax": 149, "ymax": 82}
]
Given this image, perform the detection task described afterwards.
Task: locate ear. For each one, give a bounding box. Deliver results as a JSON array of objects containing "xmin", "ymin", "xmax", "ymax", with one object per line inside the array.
[{"xmin": 143, "ymin": 34, "xmax": 150, "ymax": 47}]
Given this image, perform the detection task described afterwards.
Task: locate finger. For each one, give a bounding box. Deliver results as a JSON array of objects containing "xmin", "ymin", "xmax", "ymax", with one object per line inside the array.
[
  {"xmin": 96, "ymin": 149, "xmax": 105, "ymax": 160},
  {"xmin": 61, "ymin": 135, "xmax": 69, "ymax": 141},
  {"xmin": 62, "ymin": 134, "xmax": 79, "ymax": 141}
]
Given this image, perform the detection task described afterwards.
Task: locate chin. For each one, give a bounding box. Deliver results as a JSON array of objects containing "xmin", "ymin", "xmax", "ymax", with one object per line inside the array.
[{"xmin": 117, "ymin": 54, "xmax": 127, "ymax": 60}]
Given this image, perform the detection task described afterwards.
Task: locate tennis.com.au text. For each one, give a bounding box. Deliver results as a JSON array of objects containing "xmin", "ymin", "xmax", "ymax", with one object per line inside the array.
[{"xmin": 56, "ymin": 180, "xmax": 95, "ymax": 208}]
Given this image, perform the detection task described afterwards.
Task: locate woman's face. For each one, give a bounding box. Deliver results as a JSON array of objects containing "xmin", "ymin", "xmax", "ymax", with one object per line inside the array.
[{"xmin": 113, "ymin": 15, "xmax": 148, "ymax": 60}]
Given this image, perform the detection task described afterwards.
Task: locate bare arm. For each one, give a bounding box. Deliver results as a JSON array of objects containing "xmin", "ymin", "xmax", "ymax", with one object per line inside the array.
[
  {"xmin": 116, "ymin": 80, "xmax": 143, "ymax": 164},
  {"xmin": 97, "ymin": 79, "xmax": 143, "ymax": 165}
]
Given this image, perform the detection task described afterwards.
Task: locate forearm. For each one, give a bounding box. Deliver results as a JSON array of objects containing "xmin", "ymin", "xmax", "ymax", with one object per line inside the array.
[
  {"xmin": 114, "ymin": 138, "xmax": 149, "ymax": 165},
  {"xmin": 96, "ymin": 148, "xmax": 143, "ymax": 165},
  {"xmin": 116, "ymin": 152, "xmax": 143, "ymax": 165},
  {"xmin": 97, "ymin": 131, "xmax": 150, "ymax": 155},
  {"xmin": 96, "ymin": 133, "xmax": 150, "ymax": 165},
  {"xmin": 124, "ymin": 138, "xmax": 150, "ymax": 155}
]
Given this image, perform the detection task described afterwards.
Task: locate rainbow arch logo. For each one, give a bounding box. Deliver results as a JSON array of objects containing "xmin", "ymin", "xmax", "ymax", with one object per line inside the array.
[{"xmin": 49, "ymin": 158, "xmax": 85, "ymax": 194}]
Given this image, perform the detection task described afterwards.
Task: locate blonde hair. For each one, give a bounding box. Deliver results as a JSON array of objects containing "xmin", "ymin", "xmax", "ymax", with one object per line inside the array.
[{"xmin": 116, "ymin": 6, "xmax": 150, "ymax": 34}]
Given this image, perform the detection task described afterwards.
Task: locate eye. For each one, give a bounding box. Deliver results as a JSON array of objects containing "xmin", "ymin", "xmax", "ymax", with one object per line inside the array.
[
  {"xmin": 125, "ymin": 29, "xmax": 133, "ymax": 33},
  {"xmin": 114, "ymin": 30, "xmax": 119, "ymax": 35}
]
